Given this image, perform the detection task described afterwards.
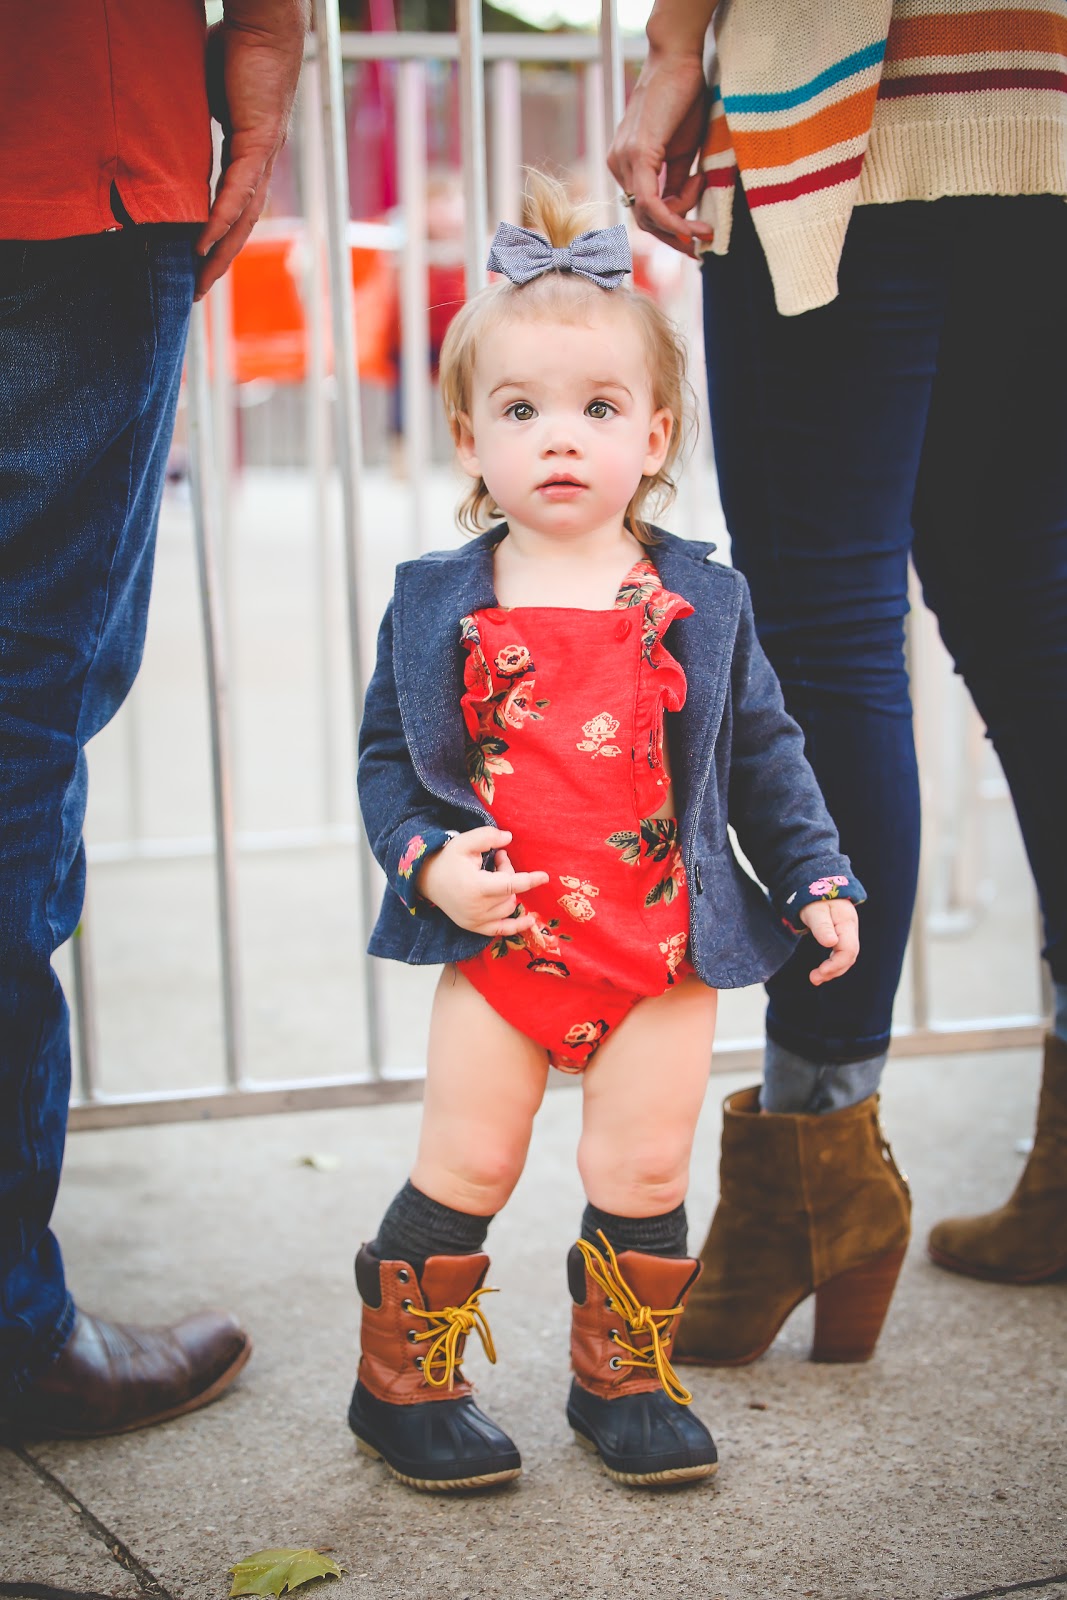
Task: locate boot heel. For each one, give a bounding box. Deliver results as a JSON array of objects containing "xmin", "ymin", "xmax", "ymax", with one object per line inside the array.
[{"xmin": 812, "ymin": 1246, "xmax": 906, "ymax": 1363}]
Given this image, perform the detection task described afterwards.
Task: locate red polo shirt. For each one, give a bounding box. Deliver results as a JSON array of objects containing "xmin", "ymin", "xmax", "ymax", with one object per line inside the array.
[{"xmin": 0, "ymin": 0, "xmax": 211, "ymax": 240}]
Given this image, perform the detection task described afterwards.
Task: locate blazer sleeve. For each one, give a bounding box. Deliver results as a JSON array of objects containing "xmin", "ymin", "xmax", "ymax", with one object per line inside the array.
[
  {"xmin": 357, "ymin": 598, "xmax": 461, "ymax": 916},
  {"xmin": 726, "ymin": 578, "xmax": 866, "ymax": 933}
]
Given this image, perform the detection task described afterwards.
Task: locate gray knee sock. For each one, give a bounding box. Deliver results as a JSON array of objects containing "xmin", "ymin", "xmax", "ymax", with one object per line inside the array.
[
  {"xmin": 374, "ymin": 1180, "xmax": 493, "ymax": 1271},
  {"xmin": 761, "ymin": 1039, "xmax": 887, "ymax": 1114},
  {"xmin": 581, "ymin": 1201, "xmax": 688, "ymax": 1258}
]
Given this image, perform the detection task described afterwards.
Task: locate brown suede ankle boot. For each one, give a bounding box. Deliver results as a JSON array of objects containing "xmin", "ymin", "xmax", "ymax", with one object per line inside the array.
[
  {"xmin": 347, "ymin": 1246, "xmax": 521, "ymax": 1491},
  {"xmin": 928, "ymin": 1034, "xmax": 1067, "ymax": 1283},
  {"xmin": 566, "ymin": 1235, "xmax": 718, "ymax": 1486},
  {"xmin": 674, "ymin": 1089, "xmax": 911, "ymax": 1367}
]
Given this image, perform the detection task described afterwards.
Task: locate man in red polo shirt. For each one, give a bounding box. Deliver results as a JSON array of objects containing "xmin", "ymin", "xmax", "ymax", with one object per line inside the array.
[{"xmin": 0, "ymin": 1, "xmax": 308, "ymax": 1438}]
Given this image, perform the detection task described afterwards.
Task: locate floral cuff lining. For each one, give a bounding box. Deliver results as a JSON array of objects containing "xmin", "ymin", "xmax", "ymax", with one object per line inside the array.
[
  {"xmin": 394, "ymin": 827, "xmax": 456, "ymax": 915},
  {"xmin": 779, "ymin": 874, "xmax": 867, "ymax": 937}
]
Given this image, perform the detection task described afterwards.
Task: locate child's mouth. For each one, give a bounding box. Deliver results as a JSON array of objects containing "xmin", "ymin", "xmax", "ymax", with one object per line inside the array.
[{"xmin": 538, "ymin": 476, "xmax": 586, "ymax": 499}]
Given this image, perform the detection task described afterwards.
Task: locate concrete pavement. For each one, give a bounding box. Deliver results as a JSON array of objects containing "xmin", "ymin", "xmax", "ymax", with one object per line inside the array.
[{"xmin": 3, "ymin": 1047, "xmax": 1065, "ymax": 1600}]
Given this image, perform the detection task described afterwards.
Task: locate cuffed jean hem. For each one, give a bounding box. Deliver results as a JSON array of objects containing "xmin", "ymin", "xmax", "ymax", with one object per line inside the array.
[
  {"xmin": 765, "ymin": 1015, "xmax": 891, "ymax": 1068},
  {"xmin": 1053, "ymin": 981, "xmax": 1067, "ymax": 1047},
  {"xmin": 760, "ymin": 1039, "xmax": 887, "ymax": 1115},
  {"xmin": 4, "ymin": 1291, "xmax": 75, "ymax": 1403}
]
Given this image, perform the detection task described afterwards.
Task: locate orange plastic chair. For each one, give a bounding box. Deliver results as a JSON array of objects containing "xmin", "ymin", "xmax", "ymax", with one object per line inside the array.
[
  {"xmin": 224, "ymin": 230, "xmax": 398, "ymax": 387},
  {"xmin": 228, "ymin": 234, "xmax": 308, "ymax": 384}
]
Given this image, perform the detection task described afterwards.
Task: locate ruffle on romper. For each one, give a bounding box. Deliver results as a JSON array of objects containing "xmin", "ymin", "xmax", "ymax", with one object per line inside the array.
[
  {"xmin": 459, "ymin": 555, "xmax": 693, "ymax": 818},
  {"xmin": 616, "ymin": 557, "xmax": 693, "ymax": 818}
]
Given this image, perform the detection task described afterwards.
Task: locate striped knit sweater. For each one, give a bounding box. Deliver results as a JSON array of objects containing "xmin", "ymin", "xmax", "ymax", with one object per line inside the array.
[{"xmin": 698, "ymin": 0, "xmax": 1067, "ymax": 315}]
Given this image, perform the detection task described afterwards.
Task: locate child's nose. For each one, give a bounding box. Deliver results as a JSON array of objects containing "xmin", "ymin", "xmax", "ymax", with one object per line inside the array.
[{"xmin": 542, "ymin": 425, "xmax": 581, "ymax": 456}]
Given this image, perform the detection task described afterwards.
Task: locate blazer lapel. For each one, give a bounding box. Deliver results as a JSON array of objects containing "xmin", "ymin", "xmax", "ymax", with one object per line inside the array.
[
  {"xmin": 391, "ymin": 533, "xmax": 500, "ymax": 806},
  {"xmin": 652, "ymin": 534, "xmax": 741, "ymax": 798}
]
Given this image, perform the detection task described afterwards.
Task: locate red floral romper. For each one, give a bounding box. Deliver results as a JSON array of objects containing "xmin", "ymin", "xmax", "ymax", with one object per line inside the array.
[{"xmin": 458, "ymin": 556, "xmax": 697, "ymax": 1072}]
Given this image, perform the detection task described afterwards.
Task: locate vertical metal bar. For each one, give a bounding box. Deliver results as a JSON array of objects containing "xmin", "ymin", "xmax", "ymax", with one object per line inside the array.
[
  {"xmin": 208, "ymin": 246, "xmax": 237, "ymax": 616},
  {"xmin": 187, "ymin": 303, "xmax": 246, "ymax": 1090},
  {"xmin": 398, "ymin": 59, "xmax": 432, "ymax": 556},
  {"xmin": 457, "ymin": 0, "xmax": 488, "ymax": 293},
  {"xmin": 489, "ymin": 58, "xmax": 522, "ymax": 227},
  {"xmin": 600, "ymin": 0, "xmax": 626, "ymax": 224},
  {"xmin": 121, "ymin": 677, "xmax": 146, "ymax": 843},
  {"xmin": 208, "ymin": 123, "xmax": 240, "ymax": 823},
  {"xmin": 313, "ymin": 0, "xmax": 384, "ymax": 1075},
  {"xmin": 583, "ymin": 60, "xmax": 610, "ymax": 206},
  {"xmin": 70, "ymin": 902, "xmax": 100, "ymax": 1103},
  {"xmin": 301, "ymin": 65, "xmax": 341, "ymax": 824}
]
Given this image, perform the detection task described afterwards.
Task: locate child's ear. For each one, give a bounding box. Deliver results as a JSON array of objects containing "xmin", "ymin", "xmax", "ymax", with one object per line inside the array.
[
  {"xmin": 453, "ymin": 412, "xmax": 481, "ymax": 480},
  {"xmin": 643, "ymin": 407, "xmax": 674, "ymax": 478}
]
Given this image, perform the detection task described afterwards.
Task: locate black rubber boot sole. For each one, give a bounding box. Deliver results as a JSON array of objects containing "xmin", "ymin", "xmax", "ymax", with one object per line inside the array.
[
  {"xmin": 566, "ymin": 1379, "xmax": 718, "ymax": 1488},
  {"xmin": 349, "ymin": 1380, "xmax": 521, "ymax": 1492}
]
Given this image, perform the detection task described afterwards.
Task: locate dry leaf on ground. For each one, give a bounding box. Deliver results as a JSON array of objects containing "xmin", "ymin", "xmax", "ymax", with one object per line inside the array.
[{"xmin": 229, "ymin": 1546, "xmax": 343, "ymax": 1596}]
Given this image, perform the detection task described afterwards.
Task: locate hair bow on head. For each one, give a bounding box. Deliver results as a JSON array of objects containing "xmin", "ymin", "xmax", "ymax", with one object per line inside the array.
[{"xmin": 486, "ymin": 221, "xmax": 632, "ymax": 290}]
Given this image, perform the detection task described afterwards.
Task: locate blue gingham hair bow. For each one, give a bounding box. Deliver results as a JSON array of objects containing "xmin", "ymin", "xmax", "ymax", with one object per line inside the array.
[{"xmin": 486, "ymin": 221, "xmax": 632, "ymax": 289}]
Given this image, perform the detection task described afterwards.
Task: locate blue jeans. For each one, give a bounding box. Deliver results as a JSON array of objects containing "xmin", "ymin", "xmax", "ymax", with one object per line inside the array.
[
  {"xmin": 703, "ymin": 192, "xmax": 1067, "ymax": 1069},
  {"xmin": 0, "ymin": 228, "xmax": 195, "ymax": 1399}
]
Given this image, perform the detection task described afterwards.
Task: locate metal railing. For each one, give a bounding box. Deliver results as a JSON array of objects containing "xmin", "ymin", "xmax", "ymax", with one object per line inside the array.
[{"xmin": 65, "ymin": 3, "xmax": 1047, "ymax": 1130}]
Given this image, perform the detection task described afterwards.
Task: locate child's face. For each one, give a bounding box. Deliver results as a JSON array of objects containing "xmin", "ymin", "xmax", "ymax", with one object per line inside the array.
[{"xmin": 455, "ymin": 303, "xmax": 673, "ymax": 543}]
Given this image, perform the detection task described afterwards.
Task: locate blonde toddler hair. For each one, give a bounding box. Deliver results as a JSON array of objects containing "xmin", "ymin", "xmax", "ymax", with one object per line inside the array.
[{"xmin": 438, "ymin": 172, "xmax": 691, "ymax": 544}]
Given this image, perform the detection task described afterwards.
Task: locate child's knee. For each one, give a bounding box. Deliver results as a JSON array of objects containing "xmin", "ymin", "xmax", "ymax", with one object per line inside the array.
[
  {"xmin": 577, "ymin": 1133, "xmax": 689, "ymax": 1214},
  {"xmin": 415, "ymin": 1140, "xmax": 527, "ymax": 1215}
]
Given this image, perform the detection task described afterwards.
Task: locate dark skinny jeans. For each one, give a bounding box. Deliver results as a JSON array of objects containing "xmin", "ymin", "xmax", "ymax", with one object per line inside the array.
[{"xmin": 703, "ymin": 191, "xmax": 1067, "ymax": 1068}]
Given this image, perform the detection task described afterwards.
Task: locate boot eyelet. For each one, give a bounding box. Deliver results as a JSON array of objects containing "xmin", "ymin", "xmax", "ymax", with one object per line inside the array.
[
  {"xmin": 608, "ymin": 1356, "xmax": 622, "ymax": 1370},
  {"xmin": 407, "ymin": 1330, "xmax": 418, "ymax": 1343},
  {"xmin": 415, "ymin": 1356, "xmax": 424, "ymax": 1368},
  {"xmin": 401, "ymin": 1298, "xmax": 413, "ymax": 1311},
  {"xmin": 397, "ymin": 1268, "xmax": 410, "ymax": 1283},
  {"xmin": 603, "ymin": 1296, "xmax": 613, "ymax": 1309},
  {"xmin": 608, "ymin": 1329, "xmax": 619, "ymax": 1341}
]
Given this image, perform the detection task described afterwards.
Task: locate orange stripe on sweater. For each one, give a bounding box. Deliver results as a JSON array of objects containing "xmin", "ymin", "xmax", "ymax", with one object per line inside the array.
[
  {"xmin": 887, "ymin": 9, "xmax": 1067, "ymax": 64},
  {"xmin": 728, "ymin": 84, "xmax": 879, "ymax": 171},
  {"xmin": 703, "ymin": 114, "xmax": 733, "ymax": 159}
]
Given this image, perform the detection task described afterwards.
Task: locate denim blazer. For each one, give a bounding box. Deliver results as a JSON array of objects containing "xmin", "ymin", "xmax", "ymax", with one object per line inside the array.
[{"xmin": 357, "ymin": 527, "xmax": 864, "ymax": 989}]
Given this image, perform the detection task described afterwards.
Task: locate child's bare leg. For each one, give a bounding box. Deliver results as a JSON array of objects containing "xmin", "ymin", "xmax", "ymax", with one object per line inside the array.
[
  {"xmin": 566, "ymin": 976, "xmax": 719, "ymax": 1486},
  {"xmin": 578, "ymin": 974, "xmax": 718, "ymax": 1223},
  {"xmin": 351, "ymin": 968, "xmax": 544, "ymax": 1491},
  {"xmin": 411, "ymin": 964, "xmax": 550, "ymax": 1216}
]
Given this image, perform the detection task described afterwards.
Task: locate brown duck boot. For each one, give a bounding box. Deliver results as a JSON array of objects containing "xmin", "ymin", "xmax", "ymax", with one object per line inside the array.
[
  {"xmin": 674, "ymin": 1088, "xmax": 911, "ymax": 1367},
  {"xmin": 928, "ymin": 1034, "xmax": 1067, "ymax": 1283},
  {"xmin": 566, "ymin": 1234, "xmax": 718, "ymax": 1487},
  {"xmin": 347, "ymin": 1245, "xmax": 521, "ymax": 1491}
]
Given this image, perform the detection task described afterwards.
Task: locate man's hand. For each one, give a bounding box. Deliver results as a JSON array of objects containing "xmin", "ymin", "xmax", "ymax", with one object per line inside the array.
[
  {"xmin": 416, "ymin": 828, "xmax": 550, "ymax": 937},
  {"xmin": 799, "ymin": 899, "xmax": 860, "ymax": 986},
  {"xmin": 196, "ymin": 1, "xmax": 309, "ymax": 300}
]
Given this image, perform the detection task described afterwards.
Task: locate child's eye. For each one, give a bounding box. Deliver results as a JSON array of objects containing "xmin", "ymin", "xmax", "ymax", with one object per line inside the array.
[
  {"xmin": 586, "ymin": 399, "xmax": 616, "ymax": 419},
  {"xmin": 504, "ymin": 401, "xmax": 536, "ymax": 421}
]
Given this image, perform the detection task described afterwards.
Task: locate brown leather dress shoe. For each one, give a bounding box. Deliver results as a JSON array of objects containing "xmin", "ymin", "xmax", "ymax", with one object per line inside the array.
[{"xmin": 3, "ymin": 1309, "xmax": 252, "ymax": 1439}]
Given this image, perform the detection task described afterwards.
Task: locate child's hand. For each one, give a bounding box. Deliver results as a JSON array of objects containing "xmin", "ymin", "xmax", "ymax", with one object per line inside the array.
[
  {"xmin": 416, "ymin": 827, "xmax": 550, "ymax": 936},
  {"xmin": 799, "ymin": 899, "xmax": 860, "ymax": 985}
]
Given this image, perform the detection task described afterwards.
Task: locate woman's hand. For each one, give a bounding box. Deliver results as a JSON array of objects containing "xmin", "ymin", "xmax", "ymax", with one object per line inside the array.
[
  {"xmin": 800, "ymin": 900, "xmax": 860, "ymax": 985},
  {"xmin": 416, "ymin": 827, "xmax": 549, "ymax": 937},
  {"xmin": 607, "ymin": 45, "xmax": 715, "ymax": 257}
]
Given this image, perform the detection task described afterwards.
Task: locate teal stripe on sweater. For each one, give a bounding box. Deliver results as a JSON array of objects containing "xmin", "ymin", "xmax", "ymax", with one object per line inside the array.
[{"xmin": 722, "ymin": 40, "xmax": 886, "ymax": 114}]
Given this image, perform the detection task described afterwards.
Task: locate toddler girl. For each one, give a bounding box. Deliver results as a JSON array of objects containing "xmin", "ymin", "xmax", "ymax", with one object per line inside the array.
[{"xmin": 350, "ymin": 175, "xmax": 864, "ymax": 1493}]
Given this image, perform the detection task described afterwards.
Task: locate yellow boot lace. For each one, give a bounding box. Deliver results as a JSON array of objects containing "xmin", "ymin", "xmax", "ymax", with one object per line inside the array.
[
  {"xmin": 406, "ymin": 1285, "xmax": 499, "ymax": 1391},
  {"xmin": 576, "ymin": 1233, "xmax": 692, "ymax": 1406}
]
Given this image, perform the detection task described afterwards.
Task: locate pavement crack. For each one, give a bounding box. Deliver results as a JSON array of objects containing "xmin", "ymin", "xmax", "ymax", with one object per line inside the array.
[
  {"xmin": 949, "ymin": 1575, "xmax": 1067, "ymax": 1600},
  {"xmin": 11, "ymin": 1447, "xmax": 176, "ymax": 1600},
  {"xmin": 0, "ymin": 1586, "xmax": 133, "ymax": 1600}
]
